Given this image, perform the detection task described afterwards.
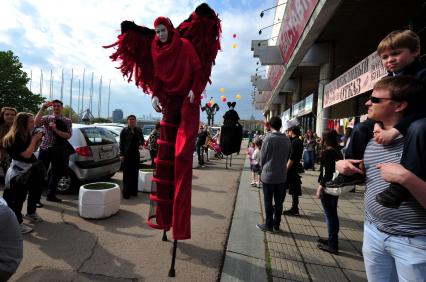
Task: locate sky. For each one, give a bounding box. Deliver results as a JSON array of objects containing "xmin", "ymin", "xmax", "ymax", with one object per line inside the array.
[{"xmin": 0, "ymin": 0, "xmax": 276, "ymax": 122}]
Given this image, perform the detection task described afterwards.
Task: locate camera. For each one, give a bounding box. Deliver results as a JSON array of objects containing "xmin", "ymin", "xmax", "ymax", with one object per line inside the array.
[{"xmin": 33, "ymin": 127, "xmax": 46, "ymax": 136}]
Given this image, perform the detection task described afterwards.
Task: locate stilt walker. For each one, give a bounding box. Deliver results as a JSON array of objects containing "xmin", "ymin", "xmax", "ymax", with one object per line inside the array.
[{"xmin": 104, "ymin": 3, "xmax": 221, "ymax": 277}]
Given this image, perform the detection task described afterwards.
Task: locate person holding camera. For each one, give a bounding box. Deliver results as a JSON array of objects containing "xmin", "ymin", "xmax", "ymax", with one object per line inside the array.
[
  {"xmin": 2, "ymin": 113, "xmax": 45, "ymax": 234},
  {"xmin": 35, "ymin": 100, "xmax": 72, "ymax": 202}
]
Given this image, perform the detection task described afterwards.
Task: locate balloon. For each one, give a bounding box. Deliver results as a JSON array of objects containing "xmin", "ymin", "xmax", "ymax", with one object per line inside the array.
[
  {"xmin": 233, "ymin": 33, "xmax": 237, "ymax": 38},
  {"xmin": 236, "ymin": 94, "xmax": 241, "ymax": 100},
  {"xmin": 220, "ymin": 87, "xmax": 225, "ymax": 93},
  {"xmin": 232, "ymin": 43, "xmax": 237, "ymax": 49},
  {"xmin": 221, "ymin": 96, "xmax": 227, "ymax": 102}
]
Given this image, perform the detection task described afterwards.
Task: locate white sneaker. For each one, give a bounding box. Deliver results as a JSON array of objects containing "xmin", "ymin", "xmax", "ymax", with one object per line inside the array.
[
  {"xmin": 20, "ymin": 224, "xmax": 33, "ymax": 234},
  {"xmin": 25, "ymin": 213, "xmax": 43, "ymax": 223}
]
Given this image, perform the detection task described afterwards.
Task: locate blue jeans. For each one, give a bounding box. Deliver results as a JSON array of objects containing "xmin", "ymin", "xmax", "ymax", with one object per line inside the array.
[
  {"xmin": 262, "ymin": 183, "xmax": 285, "ymax": 229},
  {"xmin": 303, "ymin": 150, "xmax": 315, "ymax": 170},
  {"xmin": 320, "ymin": 192, "xmax": 339, "ymax": 249},
  {"xmin": 363, "ymin": 221, "xmax": 426, "ymax": 282}
]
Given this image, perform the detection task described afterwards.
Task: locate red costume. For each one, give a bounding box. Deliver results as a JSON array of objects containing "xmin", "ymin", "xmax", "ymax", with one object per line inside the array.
[{"xmin": 104, "ymin": 4, "xmax": 221, "ymax": 241}]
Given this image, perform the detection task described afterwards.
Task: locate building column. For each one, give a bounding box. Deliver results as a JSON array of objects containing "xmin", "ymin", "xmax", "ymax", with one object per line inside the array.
[{"xmin": 315, "ymin": 45, "xmax": 333, "ymax": 136}]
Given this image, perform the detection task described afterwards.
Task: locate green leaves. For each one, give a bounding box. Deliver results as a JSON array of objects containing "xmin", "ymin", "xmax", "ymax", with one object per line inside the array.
[{"xmin": 0, "ymin": 50, "xmax": 45, "ymax": 113}]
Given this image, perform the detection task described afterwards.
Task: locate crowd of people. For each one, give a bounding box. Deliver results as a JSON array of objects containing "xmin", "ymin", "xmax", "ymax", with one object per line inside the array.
[{"xmin": 254, "ymin": 29, "xmax": 426, "ymax": 281}]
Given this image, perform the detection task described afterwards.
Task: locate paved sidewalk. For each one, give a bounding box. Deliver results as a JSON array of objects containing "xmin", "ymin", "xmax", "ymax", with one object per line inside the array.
[{"xmin": 222, "ymin": 156, "xmax": 367, "ymax": 282}]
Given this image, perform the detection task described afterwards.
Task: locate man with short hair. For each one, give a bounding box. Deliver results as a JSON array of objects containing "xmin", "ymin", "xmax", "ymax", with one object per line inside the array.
[
  {"xmin": 336, "ymin": 76, "xmax": 426, "ymax": 281},
  {"xmin": 35, "ymin": 100, "xmax": 72, "ymax": 203},
  {"xmin": 256, "ymin": 116, "xmax": 290, "ymax": 232},
  {"xmin": 283, "ymin": 125, "xmax": 304, "ymax": 215}
]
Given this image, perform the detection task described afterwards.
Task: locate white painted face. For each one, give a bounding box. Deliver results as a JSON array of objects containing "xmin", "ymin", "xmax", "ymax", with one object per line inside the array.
[{"xmin": 155, "ymin": 24, "xmax": 168, "ymax": 43}]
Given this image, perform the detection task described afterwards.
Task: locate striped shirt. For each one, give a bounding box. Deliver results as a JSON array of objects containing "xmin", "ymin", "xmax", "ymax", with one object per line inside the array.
[
  {"xmin": 364, "ymin": 136, "xmax": 426, "ymax": 236},
  {"xmin": 39, "ymin": 115, "xmax": 72, "ymax": 150}
]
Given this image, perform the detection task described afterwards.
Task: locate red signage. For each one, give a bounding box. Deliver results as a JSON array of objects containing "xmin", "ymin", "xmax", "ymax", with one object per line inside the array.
[
  {"xmin": 267, "ymin": 65, "xmax": 285, "ymax": 91},
  {"xmin": 279, "ymin": 0, "xmax": 319, "ymax": 64}
]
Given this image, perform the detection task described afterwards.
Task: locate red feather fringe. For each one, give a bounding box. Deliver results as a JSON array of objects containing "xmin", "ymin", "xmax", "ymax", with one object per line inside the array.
[{"xmin": 103, "ymin": 30, "xmax": 155, "ymax": 94}]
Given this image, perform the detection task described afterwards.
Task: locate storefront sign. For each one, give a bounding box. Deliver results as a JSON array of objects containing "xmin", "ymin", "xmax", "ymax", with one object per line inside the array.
[
  {"xmin": 292, "ymin": 93, "xmax": 314, "ymax": 118},
  {"xmin": 279, "ymin": 0, "xmax": 319, "ymax": 64},
  {"xmin": 281, "ymin": 108, "xmax": 291, "ymax": 121},
  {"xmin": 267, "ymin": 65, "xmax": 285, "ymax": 91},
  {"xmin": 323, "ymin": 51, "xmax": 387, "ymax": 108}
]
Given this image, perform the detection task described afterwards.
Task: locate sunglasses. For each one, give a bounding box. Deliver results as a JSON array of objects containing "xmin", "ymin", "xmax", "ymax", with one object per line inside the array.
[{"xmin": 369, "ymin": 96, "xmax": 394, "ymax": 104}]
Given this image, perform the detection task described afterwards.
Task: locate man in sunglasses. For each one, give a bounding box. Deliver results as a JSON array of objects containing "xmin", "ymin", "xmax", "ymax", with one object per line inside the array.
[
  {"xmin": 327, "ymin": 30, "xmax": 426, "ymax": 209},
  {"xmin": 336, "ymin": 76, "xmax": 426, "ymax": 281}
]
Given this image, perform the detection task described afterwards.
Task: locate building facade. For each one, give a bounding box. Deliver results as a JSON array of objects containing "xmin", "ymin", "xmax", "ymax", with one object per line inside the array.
[
  {"xmin": 112, "ymin": 109, "xmax": 123, "ymax": 123},
  {"xmin": 252, "ymin": 0, "xmax": 425, "ymax": 136}
]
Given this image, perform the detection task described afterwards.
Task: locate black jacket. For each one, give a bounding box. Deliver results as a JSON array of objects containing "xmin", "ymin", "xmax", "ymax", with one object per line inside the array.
[
  {"xmin": 119, "ymin": 127, "xmax": 144, "ymax": 157},
  {"xmin": 318, "ymin": 147, "xmax": 343, "ymax": 187}
]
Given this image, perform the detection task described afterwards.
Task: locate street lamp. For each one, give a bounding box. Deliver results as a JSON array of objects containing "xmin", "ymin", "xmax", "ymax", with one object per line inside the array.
[
  {"xmin": 259, "ymin": 21, "xmax": 282, "ymax": 35},
  {"xmin": 260, "ymin": 2, "xmax": 287, "ymax": 18}
]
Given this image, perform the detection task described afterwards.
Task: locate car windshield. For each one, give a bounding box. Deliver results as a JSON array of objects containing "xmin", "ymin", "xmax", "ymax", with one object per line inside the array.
[
  {"xmin": 143, "ymin": 127, "xmax": 154, "ymax": 136},
  {"xmin": 81, "ymin": 127, "xmax": 116, "ymax": 145}
]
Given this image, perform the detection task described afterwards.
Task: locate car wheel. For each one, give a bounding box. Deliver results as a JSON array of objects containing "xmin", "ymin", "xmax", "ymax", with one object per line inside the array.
[{"xmin": 57, "ymin": 171, "xmax": 79, "ymax": 194}]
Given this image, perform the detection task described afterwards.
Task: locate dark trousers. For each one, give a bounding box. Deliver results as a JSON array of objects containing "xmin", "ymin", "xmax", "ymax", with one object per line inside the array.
[
  {"xmin": 284, "ymin": 171, "xmax": 301, "ymax": 211},
  {"xmin": 122, "ymin": 156, "xmax": 139, "ymax": 197},
  {"xmin": 262, "ymin": 182, "xmax": 285, "ymax": 229},
  {"xmin": 38, "ymin": 148, "xmax": 67, "ymax": 198},
  {"xmin": 149, "ymin": 150, "xmax": 157, "ymax": 169},
  {"xmin": 3, "ymin": 165, "xmax": 44, "ymax": 223},
  {"xmin": 320, "ymin": 192, "xmax": 339, "ymax": 249},
  {"xmin": 196, "ymin": 145, "xmax": 204, "ymax": 165}
]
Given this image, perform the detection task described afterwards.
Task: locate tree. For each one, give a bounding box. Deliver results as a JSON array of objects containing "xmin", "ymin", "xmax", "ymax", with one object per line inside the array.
[{"xmin": 0, "ymin": 50, "xmax": 45, "ymax": 113}]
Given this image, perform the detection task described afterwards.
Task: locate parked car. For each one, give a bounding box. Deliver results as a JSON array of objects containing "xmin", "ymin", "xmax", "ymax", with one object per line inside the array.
[
  {"xmin": 142, "ymin": 124, "xmax": 155, "ymax": 141},
  {"xmin": 94, "ymin": 123, "xmax": 150, "ymax": 163},
  {"xmin": 46, "ymin": 124, "xmax": 122, "ymax": 193}
]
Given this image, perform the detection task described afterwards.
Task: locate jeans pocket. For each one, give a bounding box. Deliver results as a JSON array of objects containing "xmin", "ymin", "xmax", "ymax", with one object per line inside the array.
[{"xmin": 406, "ymin": 236, "xmax": 426, "ymax": 251}]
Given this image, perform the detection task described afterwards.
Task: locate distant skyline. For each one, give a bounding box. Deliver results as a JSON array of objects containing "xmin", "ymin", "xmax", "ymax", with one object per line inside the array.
[{"xmin": 1, "ymin": 0, "xmax": 276, "ymax": 121}]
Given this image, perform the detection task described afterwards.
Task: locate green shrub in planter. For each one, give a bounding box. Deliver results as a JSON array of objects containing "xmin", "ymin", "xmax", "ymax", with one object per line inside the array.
[{"xmin": 83, "ymin": 182, "xmax": 117, "ymax": 190}]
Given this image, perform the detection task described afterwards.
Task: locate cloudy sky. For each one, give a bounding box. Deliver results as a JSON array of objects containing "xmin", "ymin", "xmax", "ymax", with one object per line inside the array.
[{"xmin": 0, "ymin": 0, "xmax": 275, "ymax": 121}]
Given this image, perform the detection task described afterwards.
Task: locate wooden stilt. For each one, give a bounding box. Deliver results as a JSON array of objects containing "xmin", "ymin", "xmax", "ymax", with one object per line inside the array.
[
  {"xmin": 168, "ymin": 240, "xmax": 178, "ymax": 277},
  {"xmin": 162, "ymin": 230, "xmax": 168, "ymax": 241}
]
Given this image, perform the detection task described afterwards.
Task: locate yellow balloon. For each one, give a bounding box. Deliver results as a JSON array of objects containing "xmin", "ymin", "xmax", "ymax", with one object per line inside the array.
[
  {"xmin": 232, "ymin": 43, "xmax": 237, "ymax": 49},
  {"xmin": 236, "ymin": 94, "xmax": 241, "ymax": 100},
  {"xmin": 220, "ymin": 87, "xmax": 225, "ymax": 93}
]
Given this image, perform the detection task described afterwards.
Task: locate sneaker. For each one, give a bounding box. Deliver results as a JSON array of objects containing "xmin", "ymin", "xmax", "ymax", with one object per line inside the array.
[
  {"xmin": 250, "ymin": 181, "xmax": 256, "ymax": 186},
  {"xmin": 317, "ymin": 243, "xmax": 339, "ymax": 255},
  {"xmin": 256, "ymin": 223, "xmax": 273, "ymax": 233},
  {"xmin": 326, "ymin": 173, "xmax": 365, "ymax": 188},
  {"xmin": 376, "ymin": 183, "xmax": 410, "ymax": 209},
  {"xmin": 36, "ymin": 201, "xmax": 44, "ymax": 208},
  {"xmin": 25, "ymin": 213, "xmax": 43, "ymax": 223},
  {"xmin": 20, "ymin": 224, "xmax": 33, "ymax": 234},
  {"xmin": 273, "ymin": 225, "xmax": 280, "ymax": 232},
  {"xmin": 283, "ymin": 209, "xmax": 299, "ymax": 216},
  {"xmin": 46, "ymin": 196, "xmax": 62, "ymax": 202}
]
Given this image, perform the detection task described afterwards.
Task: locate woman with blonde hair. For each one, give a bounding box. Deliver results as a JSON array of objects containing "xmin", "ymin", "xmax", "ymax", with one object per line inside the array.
[{"xmin": 2, "ymin": 113, "xmax": 45, "ymax": 234}]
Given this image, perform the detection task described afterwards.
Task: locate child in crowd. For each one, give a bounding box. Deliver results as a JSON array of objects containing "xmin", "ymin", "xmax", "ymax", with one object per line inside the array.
[
  {"xmin": 316, "ymin": 129, "xmax": 343, "ymax": 255},
  {"xmin": 327, "ymin": 29, "xmax": 426, "ymax": 208},
  {"xmin": 252, "ymin": 138, "xmax": 262, "ymax": 187},
  {"xmin": 247, "ymin": 142, "xmax": 256, "ymax": 186}
]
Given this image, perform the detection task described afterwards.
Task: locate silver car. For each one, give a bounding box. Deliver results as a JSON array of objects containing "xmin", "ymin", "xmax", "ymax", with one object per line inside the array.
[
  {"xmin": 55, "ymin": 124, "xmax": 121, "ymax": 193},
  {"xmin": 94, "ymin": 123, "xmax": 150, "ymax": 163}
]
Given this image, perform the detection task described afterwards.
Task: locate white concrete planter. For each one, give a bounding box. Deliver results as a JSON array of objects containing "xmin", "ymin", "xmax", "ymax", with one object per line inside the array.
[
  {"xmin": 79, "ymin": 182, "xmax": 120, "ymax": 219},
  {"xmin": 208, "ymin": 149, "xmax": 215, "ymax": 159},
  {"xmin": 138, "ymin": 169, "xmax": 154, "ymax": 192},
  {"xmin": 192, "ymin": 152, "xmax": 198, "ymax": 168}
]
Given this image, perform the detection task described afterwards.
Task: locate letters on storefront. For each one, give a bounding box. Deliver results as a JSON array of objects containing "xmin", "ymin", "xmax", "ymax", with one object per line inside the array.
[{"xmin": 323, "ymin": 52, "xmax": 387, "ymax": 108}]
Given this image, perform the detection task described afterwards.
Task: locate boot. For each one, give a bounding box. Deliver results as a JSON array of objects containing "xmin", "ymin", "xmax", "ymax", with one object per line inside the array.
[{"xmin": 376, "ymin": 183, "xmax": 411, "ymax": 208}]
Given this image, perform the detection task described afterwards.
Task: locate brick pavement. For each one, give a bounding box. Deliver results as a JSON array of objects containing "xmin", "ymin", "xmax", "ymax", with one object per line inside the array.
[{"xmin": 259, "ymin": 169, "xmax": 367, "ymax": 282}]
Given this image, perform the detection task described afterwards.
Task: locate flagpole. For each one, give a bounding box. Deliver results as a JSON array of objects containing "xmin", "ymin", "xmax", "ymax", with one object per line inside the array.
[
  {"xmin": 107, "ymin": 79, "xmax": 111, "ymax": 121},
  {"xmin": 89, "ymin": 72, "xmax": 94, "ymax": 114},
  {"xmin": 98, "ymin": 75, "xmax": 102, "ymax": 118},
  {"xmin": 81, "ymin": 68, "xmax": 85, "ymax": 114},
  {"xmin": 69, "ymin": 68, "xmax": 74, "ymax": 119},
  {"xmin": 78, "ymin": 79, "xmax": 81, "ymax": 121},
  {"xmin": 60, "ymin": 69, "xmax": 64, "ymax": 101}
]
